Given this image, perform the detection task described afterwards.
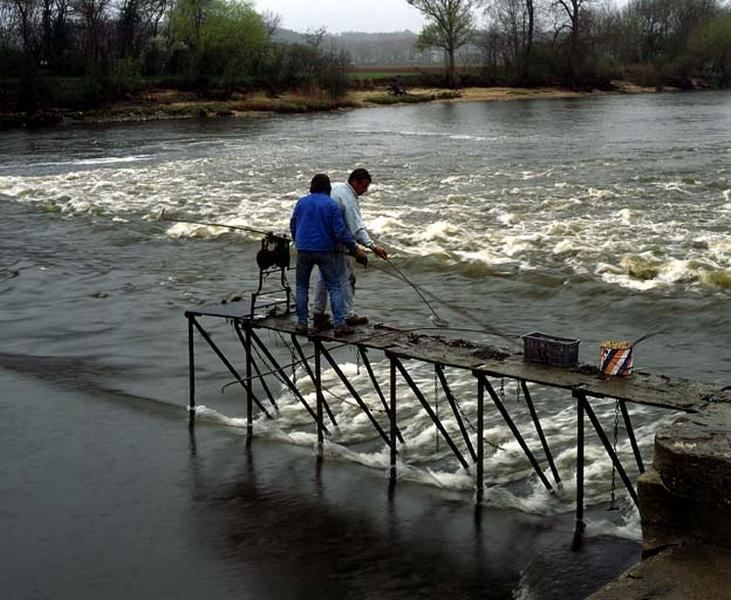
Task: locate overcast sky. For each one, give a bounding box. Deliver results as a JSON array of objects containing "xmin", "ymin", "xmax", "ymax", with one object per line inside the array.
[{"xmin": 253, "ymin": 0, "xmax": 428, "ymax": 33}]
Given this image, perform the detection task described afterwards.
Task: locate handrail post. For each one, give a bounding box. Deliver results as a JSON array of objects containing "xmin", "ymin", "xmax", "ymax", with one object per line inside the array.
[
  {"xmin": 572, "ymin": 390, "xmax": 585, "ymax": 550},
  {"xmin": 187, "ymin": 313, "xmax": 195, "ymax": 427},
  {"xmin": 389, "ymin": 353, "xmax": 398, "ymax": 482}
]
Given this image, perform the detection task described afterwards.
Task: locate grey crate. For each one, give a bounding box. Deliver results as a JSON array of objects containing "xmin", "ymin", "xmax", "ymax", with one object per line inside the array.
[{"xmin": 522, "ymin": 331, "xmax": 580, "ymax": 367}]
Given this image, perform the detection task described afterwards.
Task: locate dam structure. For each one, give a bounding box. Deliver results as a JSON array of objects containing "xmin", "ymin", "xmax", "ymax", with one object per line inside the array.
[{"xmin": 184, "ymin": 296, "xmax": 727, "ymax": 551}]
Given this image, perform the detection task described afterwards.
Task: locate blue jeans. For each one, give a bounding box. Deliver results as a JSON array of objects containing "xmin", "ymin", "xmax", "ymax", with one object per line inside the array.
[
  {"xmin": 314, "ymin": 253, "xmax": 355, "ymax": 317},
  {"xmin": 295, "ymin": 251, "xmax": 347, "ymax": 327}
]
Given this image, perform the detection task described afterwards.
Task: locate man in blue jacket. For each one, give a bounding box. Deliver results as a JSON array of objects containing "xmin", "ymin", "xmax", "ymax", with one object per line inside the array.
[
  {"xmin": 313, "ymin": 168, "xmax": 388, "ymax": 330},
  {"xmin": 290, "ymin": 174, "xmax": 365, "ymax": 337}
]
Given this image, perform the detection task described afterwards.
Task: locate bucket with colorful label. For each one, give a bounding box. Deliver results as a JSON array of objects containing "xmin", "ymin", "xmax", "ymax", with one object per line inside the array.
[{"xmin": 599, "ymin": 341, "xmax": 634, "ymax": 377}]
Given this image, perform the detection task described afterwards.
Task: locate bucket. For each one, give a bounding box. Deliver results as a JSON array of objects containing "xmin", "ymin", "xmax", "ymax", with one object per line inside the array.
[{"xmin": 599, "ymin": 341, "xmax": 634, "ymax": 377}]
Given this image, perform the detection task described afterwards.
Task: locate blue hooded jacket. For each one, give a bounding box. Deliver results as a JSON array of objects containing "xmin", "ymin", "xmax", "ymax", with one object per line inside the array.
[{"xmin": 290, "ymin": 192, "xmax": 356, "ymax": 252}]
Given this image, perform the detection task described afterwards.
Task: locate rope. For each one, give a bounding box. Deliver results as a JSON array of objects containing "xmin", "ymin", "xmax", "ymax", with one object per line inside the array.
[{"xmin": 384, "ymin": 258, "xmax": 450, "ymax": 327}]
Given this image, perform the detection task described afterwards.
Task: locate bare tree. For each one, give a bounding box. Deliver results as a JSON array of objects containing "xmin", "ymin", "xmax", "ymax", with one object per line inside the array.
[
  {"xmin": 304, "ymin": 25, "xmax": 327, "ymax": 48},
  {"xmin": 407, "ymin": 0, "xmax": 482, "ymax": 86},
  {"xmin": 485, "ymin": 0, "xmax": 536, "ymax": 78},
  {"xmin": 116, "ymin": 0, "xmax": 168, "ymax": 59},
  {"xmin": 71, "ymin": 0, "xmax": 112, "ymax": 72},
  {"xmin": 552, "ymin": 0, "xmax": 591, "ymax": 56},
  {"xmin": 261, "ymin": 9, "xmax": 280, "ymax": 37}
]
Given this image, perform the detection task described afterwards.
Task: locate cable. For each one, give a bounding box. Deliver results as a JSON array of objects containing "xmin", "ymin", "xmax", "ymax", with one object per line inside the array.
[
  {"xmin": 383, "ymin": 257, "xmax": 450, "ymax": 327},
  {"xmin": 158, "ymin": 208, "xmax": 280, "ymax": 237},
  {"xmin": 369, "ymin": 258, "xmax": 519, "ymax": 346}
]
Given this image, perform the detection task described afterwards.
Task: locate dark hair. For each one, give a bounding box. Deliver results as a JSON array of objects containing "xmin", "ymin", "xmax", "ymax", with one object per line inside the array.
[
  {"xmin": 310, "ymin": 173, "xmax": 332, "ymax": 195},
  {"xmin": 348, "ymin": 168, "xmax": 372, "ymax": 185}
]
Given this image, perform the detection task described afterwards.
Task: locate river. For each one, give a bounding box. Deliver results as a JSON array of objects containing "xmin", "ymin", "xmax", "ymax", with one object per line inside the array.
[{"xmin": 1, "ymin": 91, "xmax": 729, "ymax": 599}]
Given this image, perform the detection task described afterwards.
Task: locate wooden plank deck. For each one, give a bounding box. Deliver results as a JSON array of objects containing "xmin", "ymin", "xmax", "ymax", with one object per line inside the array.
[{"xmin": 187, "ymin": 302, "xmax": 722, "ymax": 413}]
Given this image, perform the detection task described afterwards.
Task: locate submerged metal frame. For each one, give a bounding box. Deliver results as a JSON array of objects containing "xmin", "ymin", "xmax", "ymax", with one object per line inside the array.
[{"xmin": 185, "ymin": 309, "xmax": 711, "ymax": 547}]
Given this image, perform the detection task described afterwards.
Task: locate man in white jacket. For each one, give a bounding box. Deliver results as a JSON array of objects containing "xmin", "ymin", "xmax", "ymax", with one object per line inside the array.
[{"xmin": 313, "ymin": 168, "xmax": 388, "ymax": 329}]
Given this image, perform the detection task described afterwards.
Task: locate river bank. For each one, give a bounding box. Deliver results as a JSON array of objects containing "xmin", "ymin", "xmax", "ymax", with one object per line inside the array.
[{"xmin": 0, "ymin": 81, "xmax": 666, "ymax": 129}]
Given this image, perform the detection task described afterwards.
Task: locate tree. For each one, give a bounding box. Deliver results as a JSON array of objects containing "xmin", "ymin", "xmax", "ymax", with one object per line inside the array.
[
  {"xmin": 260, "ymin": 8, "xmax": 279, "ymax": 36},
  {"xmin": 116, "ymin": 0, "xmax": 168, "ymax": 60},
  {"xmin": 687, "ymin": 10, "xmax": 731, "ymax": 84},
  {"xmin": 71, "ymin": 0, "xmax": 113, "ymax": 73},
  {"xmin": 303, "ymin": 25, "xmax": 327, "ymax": 48},
  {"xmin": 169, "ymin": 0, "xmax": 268, "ymax": 92},
  {"xmin": 406, "ymin": 0, "xmax": 482, "ymax": 86},
  {"xmin": 484, "ymin": 0, "xmax": 536, "ymax": 79},
  {"xmin": 551, "ymin": 0, "xmax": 589, "ymax": 61}
]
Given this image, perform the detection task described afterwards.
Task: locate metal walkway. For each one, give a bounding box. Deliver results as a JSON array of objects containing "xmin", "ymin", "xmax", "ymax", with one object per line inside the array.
[{"xmin": 185, "ymin": 301, "xmax": 723, "ymax": 548}]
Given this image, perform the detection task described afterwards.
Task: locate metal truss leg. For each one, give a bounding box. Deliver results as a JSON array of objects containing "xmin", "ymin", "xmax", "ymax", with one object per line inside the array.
[
  {"xmin": 572, "ymin": 390, "xmax": 585, "ymax": 551},
  {"xmin": 319, "ymin": 343, "xmax": 390, "ymax": 446},
  {"xmin": 187, "ymin": 313, "xmax": 195, "ymax": 426},
  {"xmin": 476, "ymin": 373, "xmax": 485, "ymax": 504},
  {"xmin": 481, "ymin": 375, "xmax": 553, "ymax": 492},
  {"xmin": 619, "ymin": 400, "xmax": 645, "ymax": 474},
  {"xmin": 190, "ymin": 316, "xmax": 272, "ymax": 419},
  {"xmin": 436, "ymin": 364, "xmax": 477, "ymax": 463},
  {"xmin": 521, "ymin": 380, "xmax": 561, "ymax": 486},
  {"xmin": 394, "ymin": 357, "xmax": 470, "ymax": 471},
  {"xmin": 582, "ymin": 395, "xmax": 639, "ymax": 507},
  {"xmin": 359, "ymin": 346, "xmax": 405, "ymax": 445},
  {"xmin": 290, "ymin": 334, "xmax": 338, "ymax": 427},
  {"xmin": 315, "ymin": 339, "xmax": 324, "ymax": 455},
  {"xmin": 389, "ymin": 354, "xmax": 398, "ymax": 482},
  {"xmin": 248, "ymin": 328, "xmax": 329, "ymax": 435},
  {"xmin": 233, "ymin": 320, "xmax": 278, "ymax": 412},
  {"xmin": 245, "ymin": 322, "xmax": 253, "ymax": 440}
]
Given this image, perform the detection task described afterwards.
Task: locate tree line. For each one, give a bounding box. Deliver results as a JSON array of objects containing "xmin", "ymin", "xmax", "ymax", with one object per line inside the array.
[
  {"xmin": 408, "ymin": 0, "xmax": 731, "ymax": 87},
  {"xmin": 1, "ymin": 0, "xmax": 729, "ymax": 114},
  {"xmin": 0, "ymin": 0, "xmax": 350, "ymax": 111}
]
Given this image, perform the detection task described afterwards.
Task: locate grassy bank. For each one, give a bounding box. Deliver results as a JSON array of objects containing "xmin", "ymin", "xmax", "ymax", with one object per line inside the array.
[{"xmin": 0, "ymin": 81, "xmax": 678, "ymax": 129}]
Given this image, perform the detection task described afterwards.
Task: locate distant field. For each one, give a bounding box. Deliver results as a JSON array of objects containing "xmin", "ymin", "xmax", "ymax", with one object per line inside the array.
[
  {"xmin": 347, "ymin": 65, "xmax": 442, "ymax": 80},
  {"xmin": 347, "ymin": 65, "xmax": 481, "ymax": 81}
]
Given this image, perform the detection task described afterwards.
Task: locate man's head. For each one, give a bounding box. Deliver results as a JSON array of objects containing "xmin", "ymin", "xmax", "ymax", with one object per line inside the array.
[
  {"xmin": 348, "ymin": 168, "xmax": 372, "ymax": 196},
  {"xmin": 310, "ymin": 173, "xmax": 332, "ymax": 195}
]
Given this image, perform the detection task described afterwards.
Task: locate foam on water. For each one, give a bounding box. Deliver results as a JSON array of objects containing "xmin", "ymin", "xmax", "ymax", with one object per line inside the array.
[
  {"xmin": 191, "ymin": 359, "xmax": 663, "ymax": 537},
  {"xmin": 3, "ymin": 142, "xmax": 727, "ymax": 292}
]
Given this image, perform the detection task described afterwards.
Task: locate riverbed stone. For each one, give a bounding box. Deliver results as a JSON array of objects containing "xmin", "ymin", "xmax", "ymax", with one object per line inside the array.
[
  {"xmin": 588, "ymin": 542, "xmax": 731, "ymax": 600},
  {"xmin": 645, "ymin": 402, "xmax": 731, "ymax": 550},
  {"xmin": 593, "ymin": 396, "xmax": 731, "ymax": 597}
]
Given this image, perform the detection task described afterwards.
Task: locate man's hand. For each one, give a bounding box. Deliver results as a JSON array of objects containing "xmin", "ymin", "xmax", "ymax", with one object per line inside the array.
[
  {"xmin": 354, "ymin": 247, "xmax": 368, "ymax": 266},
  {"xmin": 372, "ymin": 246, "xmax": 388, "ymax": 260}
]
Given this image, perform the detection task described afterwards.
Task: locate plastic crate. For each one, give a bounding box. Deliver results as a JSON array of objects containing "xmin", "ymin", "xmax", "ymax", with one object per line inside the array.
[{"xmin": 522, "ymin": 331, "xmax": 580, "ymax": 367}]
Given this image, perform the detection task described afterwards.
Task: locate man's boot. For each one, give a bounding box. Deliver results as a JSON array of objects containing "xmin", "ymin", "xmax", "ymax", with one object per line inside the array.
[{"xmin": 313, "ymin": 312, "xmax": 333, "ymax": 331}]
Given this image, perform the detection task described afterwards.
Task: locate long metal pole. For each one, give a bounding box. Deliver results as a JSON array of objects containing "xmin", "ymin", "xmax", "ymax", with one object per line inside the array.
[
  {"xmin": 619, "ymin": 399, "xmax": 645, "ymax": 474},
  {"xmin": 389, "ymin": 354, "xmax": 398, "ymax": 482},
  {"xmin": 315, "ymin": 339, "xmax": 324, "ymax": 455},
  {"xmin": 187, "ymin": 313, "xmax": 195, "ymax": 426},
  {"xmin": 520, "ymin": 380, "xmax": 561, "ymax": 486},
  {"xmin": 245, "ymin": 321, "xmax": 253, "ymax": 440},
  {"xmin": 476, "ymin": 373, "xmax": 485, "ymax": 504},
  {"xmin": 572, "ymin": 391, "xmax": 585, "ymax": 551},
  {"xmin": 482, "ymin": 377, "xmax": 553, "ymax": 492}
]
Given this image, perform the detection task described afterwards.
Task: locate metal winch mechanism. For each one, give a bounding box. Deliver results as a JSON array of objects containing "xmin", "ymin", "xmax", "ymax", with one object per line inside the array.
[{"xmin": 251, "ymin": 232, "xmax": 292, "ymax": 318}]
